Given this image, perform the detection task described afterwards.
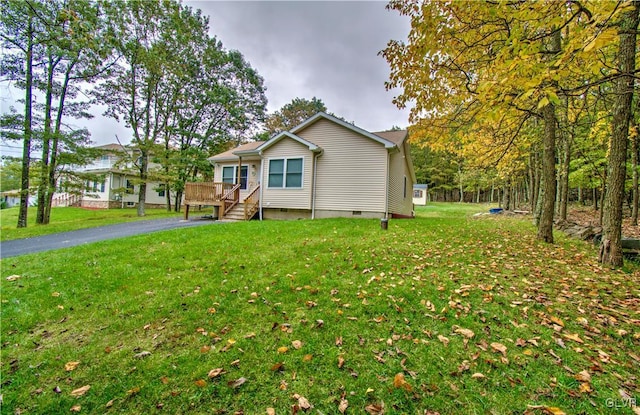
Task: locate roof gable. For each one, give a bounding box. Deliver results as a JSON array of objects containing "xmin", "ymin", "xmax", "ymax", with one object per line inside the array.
[
  {"xmin": 291, "ymin": 112, "xmax": 397, "ymax": 149},
  {"xmin": 256, "ymin": 131, "xmax": 321, "ymax": 153}
]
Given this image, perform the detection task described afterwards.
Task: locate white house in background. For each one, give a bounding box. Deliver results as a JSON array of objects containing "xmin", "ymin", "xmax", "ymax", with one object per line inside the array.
[
  {"xmin": 413, "ymin": 184, "xmax": 428, "ymax": 205},
  {"xmin": 53, "ymin": 144, "xmax": 168, "ymax": 209},
  {"xmin": 185, "ymin": 112, "xmax": 415, "ymax": 220},
  {"xmin": 1, "ymin": 190, "xmax": 28, "ymax": 208}
]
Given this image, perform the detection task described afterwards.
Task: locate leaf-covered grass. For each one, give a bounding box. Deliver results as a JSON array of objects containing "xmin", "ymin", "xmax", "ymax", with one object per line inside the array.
[
  {"xmin": 0, "ymin": 207, "xmax": 181, "ymax": 241},
  {"xmin": 1, "ymin": 203, "xmax": 639, "ymax": 414}
]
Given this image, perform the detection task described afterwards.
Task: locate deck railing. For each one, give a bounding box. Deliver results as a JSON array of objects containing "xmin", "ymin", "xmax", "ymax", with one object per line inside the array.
[
  {"xmin": 51, "ymin": 193, "xmax": 81, "ymax": 207},
  {"xmin": 184, "ymin": 182, "xmax": 234, "ymax": 205},
  {"xmin": 243, "ymin": 185, "xmax": 260, "ymax": 220}
]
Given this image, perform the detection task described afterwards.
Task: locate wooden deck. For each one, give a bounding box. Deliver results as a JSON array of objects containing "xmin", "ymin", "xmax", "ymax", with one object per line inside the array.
[{"xmin": 183, "ymin": 182, "xmax": 260, "ymax": 221}]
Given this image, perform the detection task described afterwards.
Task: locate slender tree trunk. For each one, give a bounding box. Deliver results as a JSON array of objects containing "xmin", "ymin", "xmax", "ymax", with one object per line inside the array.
[
  {"xmin": 558, "ymin": 132, "xmax": 571, "ymax": 221},
  {"xmin": 631, "ymin": 118, "xmax": 639, "ymax": 225},
  {"xmin": 44, "ymin": 70, "xmax": 72, "ymax": 224},
  {"xmin": 18, "ymin": 15, "xmax": 34, "ymax": 229},
  {"xmin": 137, "ymin": 150, "xmax": 148, "ymax": 217},
  {"xmin": 503, "ymin": 181, "xmax": 511, "ymax": 210},
  {"xmin": 537, "ymin": 102, "xmax": 557, "ymax": 243},
  {"xmin": 600, "ymin": 1, "xmax": 639, "ymax": 267},
  {"xmin": 37, "ymin": 55, "xmax": 56, "ymax": 224}
]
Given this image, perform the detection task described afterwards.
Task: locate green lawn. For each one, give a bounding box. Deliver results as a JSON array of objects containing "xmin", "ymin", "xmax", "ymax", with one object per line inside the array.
[
  {"xmin": 0, "ymin": 207, "xmax": 182, "ymax": 241},
  {"xmin": 1, "ymin": 204, "xmax": 638, "ymax": 414}
]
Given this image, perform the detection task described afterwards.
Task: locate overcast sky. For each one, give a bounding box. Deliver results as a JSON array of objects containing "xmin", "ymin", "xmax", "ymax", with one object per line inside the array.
[{"xmin": 0, "ymin": 1, "xmax": 410, "ymax": 157}]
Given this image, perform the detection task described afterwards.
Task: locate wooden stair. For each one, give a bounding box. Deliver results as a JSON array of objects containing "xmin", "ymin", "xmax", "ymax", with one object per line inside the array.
[{"xmin": 221, "ymin": 203, "xmax": 256, "ymax": 221}]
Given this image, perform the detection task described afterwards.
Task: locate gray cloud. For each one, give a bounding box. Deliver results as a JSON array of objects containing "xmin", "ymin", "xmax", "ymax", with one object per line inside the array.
[{"xmin": 195, "ymin": 0, "xmax": 410, "ymax": 131}]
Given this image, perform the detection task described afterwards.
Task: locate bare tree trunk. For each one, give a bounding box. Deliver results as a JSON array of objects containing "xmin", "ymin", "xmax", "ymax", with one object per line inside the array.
[
  {"xmin": 137, "ymin": 150, "xmax": 148, "ymax": 217},
  {"xmin": 600, "ymin": 1, "xmax": 639, "ymax": 267},
  {"xmin": 631, "ymin": 118, "xmax": 639, "ymax": 225},
  {"xmin": 558, "ymin": 132, "xmax": 571, "ymax": 221},
  {"xmin": 18, "ymin": 15, "xmax": 34, "ymax": 229},
  {"xmin": 537, "ymin": 102, "xmax": 557, "ymax": 243}
]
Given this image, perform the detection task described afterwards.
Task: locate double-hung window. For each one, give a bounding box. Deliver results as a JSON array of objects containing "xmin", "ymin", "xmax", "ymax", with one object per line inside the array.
[
  {"xmin": 222, "ymin": 166, "xmax": 248, "ymax": 190},
  {"xmin": 268, "ymin": 158, "xmax": 303, "ymax": 188}
]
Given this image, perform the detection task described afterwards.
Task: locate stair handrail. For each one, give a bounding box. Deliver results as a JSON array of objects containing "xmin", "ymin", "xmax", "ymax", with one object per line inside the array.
[
  {"xmin": 243, "ymin": 185, "xmax": 260, "ymax": 220},
  {"xmin": 222, "ymin": 183, "xmax": 241, "ymax": 216}
]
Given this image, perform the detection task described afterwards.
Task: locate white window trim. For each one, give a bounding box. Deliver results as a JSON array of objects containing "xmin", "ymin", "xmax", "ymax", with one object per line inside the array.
[
  {"xmin": 266, "ymin": 157, "xmax": 304, "ymax": 189},
  {"xmin": 221, "ymin": 165, "xmax": 249, "ymax": 190}
]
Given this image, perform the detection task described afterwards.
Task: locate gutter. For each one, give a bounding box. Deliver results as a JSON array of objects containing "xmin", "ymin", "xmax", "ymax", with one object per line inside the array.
[{"xmin": 258, "ymin": 151, "xmax": 263, "ymax": 221}]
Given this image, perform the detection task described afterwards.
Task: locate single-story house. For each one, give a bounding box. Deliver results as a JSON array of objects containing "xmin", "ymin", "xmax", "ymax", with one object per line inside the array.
[
  {"xmin": 184, "ymin": 112, "xmax": 415, "ymax": 220},
  {"xmin": 413, "ymin": 184, "xmax": 428, "ymax": 205}
]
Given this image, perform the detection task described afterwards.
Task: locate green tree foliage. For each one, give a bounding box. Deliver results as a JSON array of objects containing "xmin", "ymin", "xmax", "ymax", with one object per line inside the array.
[
  {"xmin": 265, "ymin": 97, "xmax": 327, "ymax": 135},
  {"xmin": 96, "ymin": 0, "xmax": 266, "ymax": 215},
  {"xmin": 0, "ymin": 157, "xmax": 23, "ymax": 192}
]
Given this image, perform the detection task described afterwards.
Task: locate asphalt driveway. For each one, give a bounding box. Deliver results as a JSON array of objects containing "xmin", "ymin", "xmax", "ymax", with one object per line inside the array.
[{"xmin": 0, "ymin": 217, "xmax": 220, "ymax": 259}]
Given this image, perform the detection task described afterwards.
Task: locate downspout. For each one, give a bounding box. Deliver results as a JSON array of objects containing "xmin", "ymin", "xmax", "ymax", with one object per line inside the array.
[
  {"xmin": 258, "ymin": 151, "xmax": 263, "ymax": 221},
  {"xmin": 385, "ymin": 150, "xmax": 390, "ymax": 219},
  {"xmin": 311, "ymin": 151, "xmax": 321, "ymax": 219}
]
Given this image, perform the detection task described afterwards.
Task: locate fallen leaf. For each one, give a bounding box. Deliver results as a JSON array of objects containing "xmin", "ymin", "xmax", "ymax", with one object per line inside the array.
[
  {"xmin": 490, "ymin": 342, "xmax": 507, "ymax": 356},
  {"xmin": 194, "ymin": 380, "xmax": 206, "ymax": 387},
  {"xmin": 575, "ymin": 370, "xmax": 591, "ymax": 383},
  {"xmin": 338, "ymin": 397, "xmax": 348, "ymax": 413},
  {"xmin": 437, "ymin": 335, "xmax": 450, "ymax": 347},
  {"xmin": 200, "ymin": 345, "xmax": 211, "ymax": 353},
  {"xmin": 543, "ymin": 407, "xmax": 566, "ymax": 415},
  {"xmin": 208, "ymin": 368, "xmax": 224, "ymax": 379},
  {"xmin": 270, "ymin": 362, "xmax": 284, "ymax": 372},
  {"xmin": 364, "ymin": 402, "xmax": 385, "ymax": 414},
  {"xmin": 266, "ymin": 408, "xmax": 275, "ymax": 415},
  {"xmin": 133, "ymin": 351, "xmax": 151, "ymax": 359},
  {"xmin": 65, "ymin": 361, "xmax": 80, "ymax": 371},
  {"xmin": 292, "ymin": 340, "xmax": 303, "ymax": 349},
  {"xmin": 105, "ymin": 399, "xmax": 115, "ymax": 407},
  {"xmin": 562, "ymin": 333, "xmax": 584, "ymax": 344},
  {"xmin": 52, "ymin": 292, "xmax": 61, "ymax": 297},
  {"xmin": 292, "ymin": 393, "xmax": 312, "ymax": 410},
  {"xmin": 550, "ymin": 316, "xmax": 565, "ymax": 327},
  {"xmin": 471, "ymin": 372, "xmax": 486, "ymax": 379},
  {"xmin": 70, "ymin": 385, "xmax": 91, "ymax": 397},
  {"xmin": 6, "ymin": 275, "xmax": 21, "ymax": 281},
  {"xmin": 454, "ymin": 328, "xmax": 475, "ymax": 338},
  {"xmin": 127, "ymin": 387, "xmax": 141, "ymax": 396},
  {"xmin": 337, "ymin": 355, "xmax": 345, "ymax": 369},
  {"xmin": 228, "ymin": 377, "xmax": 246, "ymax": 389},
  {"xmin": 160, "ymin": 376, "xmax": 169, "ymax": 384},
  {"xmin": 579, "ymin": 382, "xmax": 592, "ymax": 393},
  {"xmin": 277, "ymin": 346, "xmax": 288, "ymax": 354},
  {"xmin": 393, "ymin": 373, "xmax": 412, "ymax": 391},
  {"xmin": 70, "ymin": 404, "xmax": 81, "ymax": 412},
  {"xmin": 335, "ymin": 336, "xmax": 343, "ymax": 346},
  {"xmin": 303, "ymin": 354, "xmax": 313, "ymax": 362}
]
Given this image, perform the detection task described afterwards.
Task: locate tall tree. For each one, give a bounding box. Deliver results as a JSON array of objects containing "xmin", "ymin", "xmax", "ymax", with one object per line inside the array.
[
  {"xmin": 264, "ymin": 97, "xmax": 326, "ymax": 135},
  {"xmin": 599, "ymin": 1, "xmax": 639, "ymax": 267},
  {"xmin": 96, "ymin": 0, "xmax": 208, "ymax": 216},
  {"xmin": 1, "ymin": 0, "xmax": 39, "ymax": 227}
]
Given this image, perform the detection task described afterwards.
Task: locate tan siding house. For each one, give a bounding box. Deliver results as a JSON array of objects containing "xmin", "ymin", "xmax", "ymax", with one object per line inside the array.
[{"xmin": 207, "ymin": 112, "xmax": 416, "ymax": 220}]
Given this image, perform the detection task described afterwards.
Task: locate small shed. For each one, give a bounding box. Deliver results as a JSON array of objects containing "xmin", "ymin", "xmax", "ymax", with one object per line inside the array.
[{"xmin": 412, "ymin": 184, "xmax": 428, "ymax": 205}]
